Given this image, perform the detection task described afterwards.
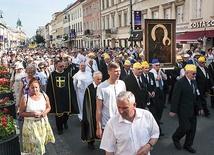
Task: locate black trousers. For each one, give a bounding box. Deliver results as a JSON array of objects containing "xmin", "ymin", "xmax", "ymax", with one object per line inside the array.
[
  {"xmin": 155, "ymin": 88, "xmax": 165, "ymax": 121},
  {"xmin": 148, "ymin": 98, "xmax": 163, "ymax": 135},
  {"xmin": 200, "ymin": 95, "xmax": 209, "ymax": 115},
  {"xmin": 172, "ymin": 114, "xmax": 197, "ymax": 146},
  {"xmin": 55, "ymin": 113, "xmax": 69, "ymax": 131}
]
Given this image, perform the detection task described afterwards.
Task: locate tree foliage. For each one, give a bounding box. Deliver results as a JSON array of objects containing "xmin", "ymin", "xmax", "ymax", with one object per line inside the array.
[{"xmin": 35, "ymin": 34, "xmax": 45, "ymax": 44}]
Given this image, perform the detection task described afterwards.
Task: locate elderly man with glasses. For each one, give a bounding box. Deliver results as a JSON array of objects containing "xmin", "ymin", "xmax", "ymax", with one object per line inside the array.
[{"xmin": 169, "ymin": 64, "xmax": 203, "ymax": 153}]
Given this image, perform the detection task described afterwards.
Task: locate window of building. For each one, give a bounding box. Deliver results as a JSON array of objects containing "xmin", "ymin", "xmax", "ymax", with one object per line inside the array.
[
  {"xmin": 89, "ymin": 6, "xmax": 92, "ymax": 14},
  {"xmin": 80, "ymin": 9, "xmax": 81, "ymax": 17},
  {"xmin": 94, "ymin": 20, "xmax": 96, "ymax": 30},
  {"xmin": 107, "ymin": 17, "xmax": 109, "ymax": 29},
  {"xmin": 97, "ymin": 19, "xmax": 100, "ymax": 29},
  {"xmin": 86, "ymin": 8, "xmax": 88, "ymax": 16},
  {"xmin": 176, "ymin": 5, "xmax": 183, "ymax": 24},
  {"xmin": 68, "ymin": 14, "xmax": 70, "ymax": 22},
  {"xmin": 152, "ymin": 11, "xmax": 159, "ymax": 19},
  {"xmin": 77, "ymin": 23, "xmax": 79, "ymax": 32},
  {"xmin": 84, "ymin": 23, "xmax": 86, "ymax": 30},
  {"xmin": 194, "ymin": 0, "xmax": 202, "ymax": 18},
  {"xmin": 111, "ymin": 15, "xmax": 115, "ymax": 28},
  {"xmin": 112, "ymin": 0, "xmax": 114, "ymax": 6},
  {"xmin": 93, "ymin": 4, "xmax": 96, "ymax": 11},
  {"xmin": 124, "ymin": 12, "xmax": 127, "ymax": 26},
  {"xmin": 118, "ymin": 14, "xmax": 122, "ymax": 27},
  {"xmin": 80, "ymin": 22, "xmax": 82, "ymax": 31},
  {"xmin": 102, "ymin": 0, "xmax": 105, "ymax": 10},
  {"xmin": 97, "ymin": 1, "xmax": 100, "ymax": 10},
  {"xmin": 87, "ymin": 22, "xmax": 89, "ymax": 29},
  {"xmin": 90, "ymin": 21, "xmax": 93, "ymax": 29},
  {"xmin": 164, "ymin": 8, "xmax": 171, "ymax": 19},
  {"xmin": 106, "ymin": 0, "xmax": 109, "ymax": 8},
  {"xmin": 102, "ymin": 18, "xmax": 105, "ymax": 30}
]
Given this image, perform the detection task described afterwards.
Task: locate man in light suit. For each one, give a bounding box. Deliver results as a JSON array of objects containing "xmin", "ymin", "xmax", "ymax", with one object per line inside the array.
[{"xmin": 169, "ymin": 64, "xmax": 203, "ymax": 153}]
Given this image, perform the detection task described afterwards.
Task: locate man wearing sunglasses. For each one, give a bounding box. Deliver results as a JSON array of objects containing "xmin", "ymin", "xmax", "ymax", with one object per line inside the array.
[
  {"xmin": 149, "ymin": 59, "xmax": 167, "ymax": 126},
  {"xmin": 169, "ymin": 64, "xmax": 203, "ymax": 153},
  {"xmin": 46, "ymin": 59, "xmax": 79, "ymax": 135}
]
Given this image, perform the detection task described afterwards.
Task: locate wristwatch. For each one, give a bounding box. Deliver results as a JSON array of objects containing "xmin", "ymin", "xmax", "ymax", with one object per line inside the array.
[{"xmin": 147, "ymin": 142, "xmax": 153, "ymax": 150}]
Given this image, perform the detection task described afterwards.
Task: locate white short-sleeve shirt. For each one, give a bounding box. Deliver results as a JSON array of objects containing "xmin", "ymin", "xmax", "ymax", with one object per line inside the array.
[
  {"xmin": 97, "ymin": 80, "xmax": 126, "ymax": 129},
  {"xmin": 100, "ymin": 108, "xmax": 159, "ymax": 155}
]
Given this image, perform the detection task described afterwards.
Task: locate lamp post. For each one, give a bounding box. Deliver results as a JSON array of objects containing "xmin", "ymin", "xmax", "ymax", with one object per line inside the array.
[{"xmin": 130, "ymin": 0, "xmax": 133, "ymax": 48}]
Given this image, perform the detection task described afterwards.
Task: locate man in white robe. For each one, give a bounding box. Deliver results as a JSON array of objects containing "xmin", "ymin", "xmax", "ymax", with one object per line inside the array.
[{"xmin": 73, "ymin": 62, "xmax": 93, "ymax": 120}]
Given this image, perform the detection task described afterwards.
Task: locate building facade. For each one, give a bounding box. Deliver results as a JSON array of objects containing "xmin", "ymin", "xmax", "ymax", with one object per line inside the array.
[
  {"xmin": 82, "ymin": 0, "xmax": 101, "ymax": 48},
  {"xmin": 43, "ymin": 0, "xmax": 214, "ymax": 50}
]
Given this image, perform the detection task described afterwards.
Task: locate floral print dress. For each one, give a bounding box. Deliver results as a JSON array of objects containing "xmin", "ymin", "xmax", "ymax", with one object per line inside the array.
[{"xmin": 22, "ymin": 93, "xmax": 55, "ymax": 155}]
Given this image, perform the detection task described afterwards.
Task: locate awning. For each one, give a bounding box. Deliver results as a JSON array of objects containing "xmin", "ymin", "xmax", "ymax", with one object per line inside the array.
[
  {"xmin": 176, "ymin": 30, "xmax": 214, "ymax": 44},
  {"xmin": 128, "ymin": 31, "xmax": 143, "ymax": 41}
]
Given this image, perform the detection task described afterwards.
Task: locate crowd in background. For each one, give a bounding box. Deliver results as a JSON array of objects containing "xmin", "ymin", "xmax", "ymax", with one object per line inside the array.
[{"xmin": 0, "ymin": 43, "xmax": 214, "ymax": 154}]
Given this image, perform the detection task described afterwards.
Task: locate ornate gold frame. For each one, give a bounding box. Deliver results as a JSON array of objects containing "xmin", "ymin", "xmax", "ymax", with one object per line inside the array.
[{"xmin": 145, "ymin": 19, "xmax": 176, "ymax": 67}]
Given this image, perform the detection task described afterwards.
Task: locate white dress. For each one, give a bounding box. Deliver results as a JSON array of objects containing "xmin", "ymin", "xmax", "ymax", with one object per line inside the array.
[{"xmin": 22, "ymin": 93, "xmax": 55, "ymax": 155}]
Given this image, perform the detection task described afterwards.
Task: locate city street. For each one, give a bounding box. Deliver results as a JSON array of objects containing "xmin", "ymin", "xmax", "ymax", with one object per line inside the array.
[{"xmin": 43, "ymin": 97, "xmax": 214, "ymax": 155}]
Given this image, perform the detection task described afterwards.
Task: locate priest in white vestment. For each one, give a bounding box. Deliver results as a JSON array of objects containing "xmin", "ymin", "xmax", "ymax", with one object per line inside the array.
[{"xmin": 73, "ymin": 62, "xmax": 93, "ymax": 120}]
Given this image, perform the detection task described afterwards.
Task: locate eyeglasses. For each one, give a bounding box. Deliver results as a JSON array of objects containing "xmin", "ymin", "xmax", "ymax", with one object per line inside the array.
[{"xmin": 191, "ymin": 73, "xmax": 197, "ymax": 76}]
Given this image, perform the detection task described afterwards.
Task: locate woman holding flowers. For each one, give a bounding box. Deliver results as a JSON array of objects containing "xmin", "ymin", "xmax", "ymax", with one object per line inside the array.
[{"xmin": 19, "ymin": 77, "xmax": 55, "ymax": 155}]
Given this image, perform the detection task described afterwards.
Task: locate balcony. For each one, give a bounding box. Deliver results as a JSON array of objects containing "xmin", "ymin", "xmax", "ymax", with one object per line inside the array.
[
  {"xmin": 84, "ymin": 29, "xmax": 93, "ymax": 35},
  {"xmin": 105, "ymin": 28, "xmax": 117, "ymax": 34}
]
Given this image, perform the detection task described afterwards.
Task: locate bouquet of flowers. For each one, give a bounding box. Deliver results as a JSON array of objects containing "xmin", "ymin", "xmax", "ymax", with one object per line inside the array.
[
  {"xmin": 0, "ymin": 108, "xmax": 16, "ymax": 139},
  {"xmin": 0, "ymin": 65, "xmax": 9, "ymax": 78},
  {"xmin": 0, "ymin": 78, "xmax": 10, "ymax": 93},
  {"xmin": 0, "ymin": 96, "xmax": 11, "ymax": 107}
]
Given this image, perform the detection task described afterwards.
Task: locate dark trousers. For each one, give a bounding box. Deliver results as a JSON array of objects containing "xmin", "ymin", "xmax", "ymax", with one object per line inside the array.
[
  {"xmin": 148, "ymin": 98, "xmax": 163, "ymax": 135},
  {"xmin": 155, "ymin": 88, "xmax": 165, "ymax": 121},
  {"xmin": 200, "ymin": 95, "xmax": 209, "ymax": 115},
  {"xmin": 172, "ymin": 114, "xmax": 197, "ymax": 146},
  {"xmin": 211, "ymin": 96, "xmax": 214, "ymax": 107},
  {"xmin": 55, "ymin": 113, "xmax": 69, "ymax": 131},
  {"xmin": 168, "ymin": 81, "xmax": 176, "ymax": 102}
]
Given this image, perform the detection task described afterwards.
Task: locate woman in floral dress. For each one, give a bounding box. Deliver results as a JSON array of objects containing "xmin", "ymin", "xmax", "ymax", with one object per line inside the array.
[{"xmin": 19, "ymin": 77, "xmax": 55, "ymax": 155}]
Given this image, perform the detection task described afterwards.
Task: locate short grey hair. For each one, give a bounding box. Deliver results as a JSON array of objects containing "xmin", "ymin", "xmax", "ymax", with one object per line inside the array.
[
  {"xmin": 116, "ymin": 91, "xmax": 135, "ymax": 105},
  {"xmin": 93, "ymin": 71, "xmax": 102, "ymax": 78},
  {"xmin": 26, "ymin": 64, "xmax": 36, "ymax": 72}
]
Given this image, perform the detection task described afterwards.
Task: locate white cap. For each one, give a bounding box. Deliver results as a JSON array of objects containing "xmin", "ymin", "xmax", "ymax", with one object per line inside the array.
[
  {"xmin": 183, "ymin": 54, "xmax": 190, "ymax": 58},
  {"xmin": 15, "ymin": 63, "xmax": 24, "ymax": 69}
]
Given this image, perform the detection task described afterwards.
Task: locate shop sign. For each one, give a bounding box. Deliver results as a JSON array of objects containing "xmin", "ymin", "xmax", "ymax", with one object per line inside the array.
[{"xmin": 190, "ymin": 20, "xmax": 214, "ymax": 28}]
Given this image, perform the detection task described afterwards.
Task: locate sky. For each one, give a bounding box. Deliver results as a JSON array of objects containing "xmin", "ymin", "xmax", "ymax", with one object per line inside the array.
[{"xmin": 1, "ymin": 0, "xmax": 76, "ymax": 37}]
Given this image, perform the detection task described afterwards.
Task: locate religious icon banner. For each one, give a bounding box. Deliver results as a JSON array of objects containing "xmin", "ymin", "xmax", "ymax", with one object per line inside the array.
[{"xmin": 144, "ymin": 19, "xmax": 176, "ymax": 67}]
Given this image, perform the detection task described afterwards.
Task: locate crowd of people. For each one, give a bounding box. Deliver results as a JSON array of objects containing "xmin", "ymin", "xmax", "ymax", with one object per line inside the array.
[{"xmin": 1, "ymin": 44, "xmax": 214, "ymax": 154}]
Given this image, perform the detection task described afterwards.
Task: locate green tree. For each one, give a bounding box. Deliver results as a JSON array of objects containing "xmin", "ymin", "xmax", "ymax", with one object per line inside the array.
[{"xmin": 35, "ymin": 34, "xmax": 45, "ymax": 44}]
